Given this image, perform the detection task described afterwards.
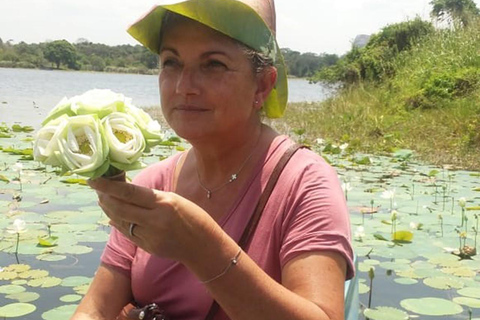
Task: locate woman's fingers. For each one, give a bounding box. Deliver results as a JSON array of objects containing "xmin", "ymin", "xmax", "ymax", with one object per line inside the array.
[{"xmin": 88, "ymin": 178, "xmax": 158, "ymax": 209}]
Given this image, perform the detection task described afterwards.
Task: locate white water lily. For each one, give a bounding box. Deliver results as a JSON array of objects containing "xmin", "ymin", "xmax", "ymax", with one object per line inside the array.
[
  {"xmin": 339, "ymin": 143, "xmax": 349, "ymax": 151},
  {"xmin": 102, "ymin": 112, "xmax": 146, "ymax": 168},
  {"xmin": 7, "ymin": 219, "xmax": 27, "ymax": 234},
  {"xmin": 55, "ymin": 115, "xmax": 109, "ymax": 177},
  {"xmin": 34, "ymin": 116, "xmax": 68, "ymax": 166},
  {"xmin": 12, "ymin": 163, "xmax": 23, "ymax": 173},
  {"xmin": 458, "ymin": 197, "xmax": 467, "ymax": 208},
  {"xmin": 125, "ymin": 102, "xmax": 163, "ymax": 147},
  {"xmin": 71, "ymin": 89, "xmax": 127, "ymax": 118},
  {"xmin": 381, "ymin": 189, "xmax": 396, "ymax": 199},
  {"xmin": 342, "ymin": 182, "xmax": 353, "ymax": 193},
  {"xmin": 354, "ymin": 226, "xmax": 365, "ymax": 240}
]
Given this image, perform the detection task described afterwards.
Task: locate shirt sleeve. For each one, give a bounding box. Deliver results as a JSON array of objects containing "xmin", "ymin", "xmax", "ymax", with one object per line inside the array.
[
  {"xmin": 100, "ymin": 227, "xmax": 137, "ymax": 278},
  {"xmin": 279, "ymin": 157, "xmax": 355, "ymax": 280}
]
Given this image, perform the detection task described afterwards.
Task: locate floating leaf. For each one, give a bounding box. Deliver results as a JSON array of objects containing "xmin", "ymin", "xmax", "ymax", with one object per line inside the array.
[
  {"xmin": 73, "ymin": 283, "xmax": 91, "ymax": 295},
  {"xmin": 60, "ymin": 178, "xmax": 87, "ymax": 185},
  {"xmin": 400, "ymin": 297, "xmax": 463, "ymax": 316},
  {"xmin": 5, "ymin": 291, "xmax": 40, "ymax": 303},
  {"xmin": 428, "ymin": 169, "xmax": 440, "ymax": 177},
  {"xmin": 423, "ymin": 276, "xmax": 464, "ymax": 290},
  {"xmin": 0, "ymin": 284, "xmax": 26, "ymax": 294},
  {"xmin": 453, "ymin": 297, "xmax": 480, "ymax": 308},
  {"xmin": 442, "ymin": 267, "xmax": 476, "ymax": 278},
  {"xmin": 18, "ymin": 269, "xmax": 49, "ymax": 279},
  {"xmin": 60, "ymin": 294, "xmax": 82, "ymax": 303},
  {"xmin": 38, "ymin": 235, "xmax": 59, "ymax": 247},
  {"xmin": 27, "ymin": 276, "xmax": 62, "ymax": 288},
  {"xmin": 458, "ymin": 287, "xmax": 480, "ymax": 299},
  {"xmin": 41, "ymin": 304, "xmax": 77, "ymax": 320},
  {"xmin": 358, "ymin": 282, "xmax": 370, "ymax": 294},
  {"xmin": 0, "ymin": 174, "xmax": 9, "ymax": 182},
  {"xmin": 0, "ymin": 302, "xmax": 36, "ymax": 318},
  {"xmin": 392, "ymin": 231, "xmax": 414, "ymax": 242},
  {"xmin": 61, "ymin": 276, "xmax": 91, "ymax": 288},
  {"xmin": 3, "ymin": 264, "xmax": 30, "ymax": 273},
  {"xmin": 373, "ymin": 233, "xmax": 389, "ymax": 241},
  {"xmin": 36, "ymin": 253, "xmax": 67, "ymax": 262},
  {"xmin": 466, "ymin": 206, "xmax": 480, "ymax": 211},
  {"xmin": 0, "ymin": 271, "xmax": 17, "ymax": 280},
  {"xmin": 364, "ymin": 306, "xmax": 409, "ymax": 320}
]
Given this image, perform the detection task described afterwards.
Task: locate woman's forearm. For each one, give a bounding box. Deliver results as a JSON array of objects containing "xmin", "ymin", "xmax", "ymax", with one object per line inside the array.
[{"xmin": 183, "ymin": 231, "xmax": 346, "ymax": 320}]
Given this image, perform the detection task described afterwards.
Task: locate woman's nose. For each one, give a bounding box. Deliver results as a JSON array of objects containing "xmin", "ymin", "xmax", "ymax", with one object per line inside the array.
[{"xmin": 175, "ymin": 66, "xmax": 200, "ymax": 95}]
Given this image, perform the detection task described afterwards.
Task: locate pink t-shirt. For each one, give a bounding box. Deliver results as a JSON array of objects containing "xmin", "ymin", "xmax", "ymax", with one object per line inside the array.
[{"xmin": 101, "ymin": 135, "xmax": 354, "ymax": 320}]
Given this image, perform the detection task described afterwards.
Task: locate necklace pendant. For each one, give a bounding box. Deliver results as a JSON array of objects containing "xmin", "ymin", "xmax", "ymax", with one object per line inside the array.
[
  {"xmin": 230, "ymin": 174, "xmax": 237, "ymax": 182},
  {"xmin": 207, "ymin": 191, "xmax": 211, "ymax": 199}
]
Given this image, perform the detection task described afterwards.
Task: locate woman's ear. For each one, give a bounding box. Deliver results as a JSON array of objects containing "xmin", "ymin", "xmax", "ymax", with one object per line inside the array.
[{"xmin": 254, "ymin": 66, "xmax": 277, "ymax": 109}]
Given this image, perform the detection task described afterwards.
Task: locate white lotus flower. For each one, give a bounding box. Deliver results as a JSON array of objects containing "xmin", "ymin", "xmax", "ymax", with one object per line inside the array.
[
  {"xmin": 381, "ymin": 189, "xmax": 396, "ymax": 199},
  {"xmin": 342, "ymin": 182, "xmax": 352, "ymax": 193},
  {"xmin": 55, "ymin": 115, "xmax": 109, "ymax": 177},
  {"xmin": 125, "ymin": 102, "xmax": 163, "ymax": 147},
  {"xmin": 354, "ymin": 226, "xmax": 365, "ymax": 240},
  {"xmin": 12, "ymin": 163, "xmax": 23, "ymax": 173},
  {"xmin": 102, "ymin": 112, "xmax": 146, "ymax": 166},
  {"xmin": 339, "ymin": 143, "xmax": 349, "ymax": 151},
  {"xmin": 391, "ymin": 210, "xmax": 398, "ymax": 221},
  {"xmin": 458, "ymin": 197, "xmax": 467, "ymax": 208},
  {"xmin": 7, "ymin": 219, "xmax": 27, "ymax": 234},
  {"xmin": 34, "ymin": 116, "xmax": 68, "ymax": 166},
  {"xmin": 71, "ymin": 89, "xmax": 127, "ymax": 118}
]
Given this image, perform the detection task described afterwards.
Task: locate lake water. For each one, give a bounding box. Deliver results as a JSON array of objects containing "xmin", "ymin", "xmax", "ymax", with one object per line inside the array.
[{"xmin": 0, "ymin": 68, "xmax": 331, "ymax": 127}]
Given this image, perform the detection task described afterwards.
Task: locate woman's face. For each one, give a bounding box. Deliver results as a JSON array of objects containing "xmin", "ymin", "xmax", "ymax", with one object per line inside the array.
[{"xmin": 158, "ymin": 17, "xmax": 262, "ymax": 142}]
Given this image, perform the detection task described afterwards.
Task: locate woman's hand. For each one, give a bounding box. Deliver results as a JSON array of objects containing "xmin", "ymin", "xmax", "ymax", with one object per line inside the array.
[{"xmin": 88, "ymin": 178, "xmax": 222, "ymax": 264}]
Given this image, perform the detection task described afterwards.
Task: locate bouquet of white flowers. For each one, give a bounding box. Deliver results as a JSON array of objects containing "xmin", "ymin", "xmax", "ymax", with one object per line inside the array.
[{"xmin": 33, "ymin": 89, "xmax": 163, "ymax": 178}]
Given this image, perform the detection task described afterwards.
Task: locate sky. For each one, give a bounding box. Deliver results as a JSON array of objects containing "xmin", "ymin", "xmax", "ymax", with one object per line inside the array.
[{"xmin": 0, "ymin": 0, "xmax": 478, "ymax": 55}]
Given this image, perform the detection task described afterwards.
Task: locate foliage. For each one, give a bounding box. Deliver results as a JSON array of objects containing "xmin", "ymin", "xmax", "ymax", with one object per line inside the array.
[
  {"xmin": 311, "ymin": 18, "xmax": 435, "ymax": 84},
  {"xmin": 281, "ymin": 48, "xmax": 338, "ymax": 78},
  {"xmin": 0, "ymin": 39, "xmax": 159, "ymax": 74},
  {"xmin": 43, "ymin": 40, "xmax": 79, "ymax": 70},
  {"xmin": 430, "ymin": 0, "xmax": 480, "ymax": 27}
]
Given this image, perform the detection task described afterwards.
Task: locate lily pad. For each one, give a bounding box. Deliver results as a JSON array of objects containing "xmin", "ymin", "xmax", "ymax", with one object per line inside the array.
[
  {"xmin": 61, "ymin": 276, "xmax": 91, "ymax": 287},
  {"xmin": 5, "ymin": 291, "xmax": 40, "ymax": 303},
  {"xmin": 364, "ymin": 306, "xmax": 409, "ymax": 320},
  {"xmin": 0, "ymin": 284, "xmax": 26, "ymax": 294},
  {"xmin": 458, "ymin": 287, "xmax": 480, "ymax": 299},
  {"xmin": 394, "ymin": 278, "xmax": 418, "ymax": 285},
  {"xmin": 0, "ymin": 302, "xmax": 36, "ymax": 318},
  {"xmin": 27, "ymin": 276, "xmax": 62, "ymax": 288},
  {"xmin": 400, "ymin": 297, "xmax": 463, "ymax": 316},
  {"xmin": 41, "ymin": 304, "xmax": 77, "ymax": 320},
  {"xmin": 59, "ymin": 294, "xmax": 82, "ymax": 302},
  {"xmin": 423, "ymin": 276, "xmax": 465, "ymax": 290},
  {"xmin": 453, "ymin": 296, "xmax": 480, "ymax": 308}
]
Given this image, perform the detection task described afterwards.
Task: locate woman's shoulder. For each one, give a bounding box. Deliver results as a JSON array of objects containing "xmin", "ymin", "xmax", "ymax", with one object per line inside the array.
[
  {"xmin": 132, "ymin": 152, "xmax": 185, "ymax": 190},
  {"xmin": 269, "ymin": 135, "xmax": 334, "ymax": 177}
]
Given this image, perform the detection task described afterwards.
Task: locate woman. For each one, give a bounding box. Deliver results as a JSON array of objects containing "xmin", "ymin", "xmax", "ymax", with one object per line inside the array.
[{"xmin": 71, "ymin": 0, "xmax": 354, "ymax": 319}]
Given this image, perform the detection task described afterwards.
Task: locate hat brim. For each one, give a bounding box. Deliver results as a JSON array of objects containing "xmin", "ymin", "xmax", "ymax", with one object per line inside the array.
[{"xmin": 127, "ymin": 0, "xmax": 288, "ymax": 118}]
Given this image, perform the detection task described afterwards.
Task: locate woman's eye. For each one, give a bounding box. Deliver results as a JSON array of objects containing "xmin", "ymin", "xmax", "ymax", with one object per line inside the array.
[
  {"xmin": 204, "ymin": 60, "xmax": 227, "ymax": 70},
  {"xmin": 161, "ymin": 59, "xmax": 180, "ymax": 69}
]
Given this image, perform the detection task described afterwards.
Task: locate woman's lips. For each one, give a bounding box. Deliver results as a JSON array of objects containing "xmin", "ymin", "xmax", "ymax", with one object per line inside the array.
[{"xmin": 174, "ymin": 105, "xmax": 209, "ymax": 112}]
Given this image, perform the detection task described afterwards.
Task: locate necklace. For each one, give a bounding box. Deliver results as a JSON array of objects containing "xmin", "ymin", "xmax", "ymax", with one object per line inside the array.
[{"xmin": 196, "ymin": 132, "xmax": 261, "ymax": 199}]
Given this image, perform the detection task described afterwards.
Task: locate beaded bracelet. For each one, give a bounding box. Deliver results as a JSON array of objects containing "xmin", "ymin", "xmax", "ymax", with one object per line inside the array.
[{"xmin": 201, "ymin": 248, "xmax": 242, "ymax": 284}]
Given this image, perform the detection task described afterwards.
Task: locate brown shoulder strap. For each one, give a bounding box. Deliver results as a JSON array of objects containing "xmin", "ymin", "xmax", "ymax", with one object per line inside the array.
[{"xmin": 204, "ymin": 143, "xmax": 304, "ymax": 320}]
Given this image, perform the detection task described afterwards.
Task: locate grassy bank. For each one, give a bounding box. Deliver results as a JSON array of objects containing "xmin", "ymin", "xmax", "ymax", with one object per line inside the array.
[{"xmin": 276, "ymin": 20, "xmax": 480, "ymax": 170}]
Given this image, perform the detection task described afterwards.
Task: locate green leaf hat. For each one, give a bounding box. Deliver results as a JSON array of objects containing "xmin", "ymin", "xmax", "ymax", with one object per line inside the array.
[{"xmin": 127, "ymin": 0, "xmax": 288, "ymax": 118}]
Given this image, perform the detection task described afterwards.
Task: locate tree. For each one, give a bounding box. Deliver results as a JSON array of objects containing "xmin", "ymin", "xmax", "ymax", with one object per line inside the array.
[
  {"xmin": 43, "ymin": 40, "xmax": 78, "ymax": 69},
  {"xmin": 430, "ymin": 0, "xmax": 480, "ymax": 27}
]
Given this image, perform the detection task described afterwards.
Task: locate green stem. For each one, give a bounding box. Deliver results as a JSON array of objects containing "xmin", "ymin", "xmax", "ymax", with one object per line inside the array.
[{"xmin": 15, "ymin": 233, "xmax": 20, "ymax": 264}]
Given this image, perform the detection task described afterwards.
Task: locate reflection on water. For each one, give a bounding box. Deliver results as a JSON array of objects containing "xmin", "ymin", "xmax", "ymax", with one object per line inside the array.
[{"xmin": 0, "ymin": 68, "xmax": 332, "ymax": 128}]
